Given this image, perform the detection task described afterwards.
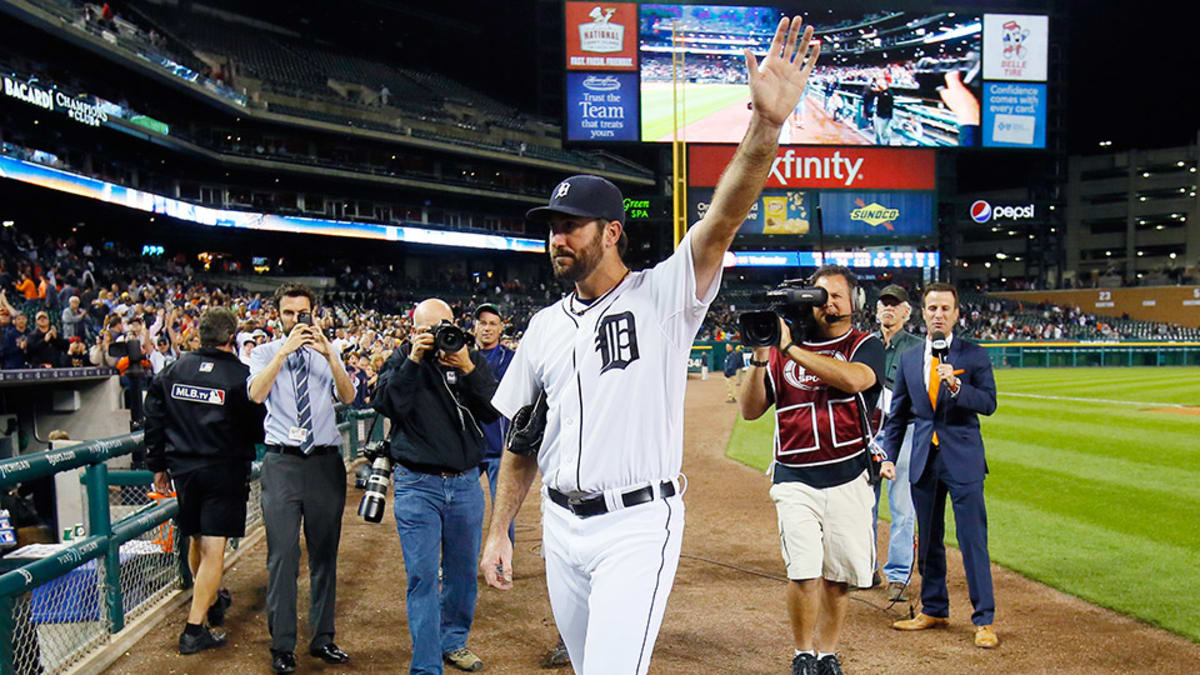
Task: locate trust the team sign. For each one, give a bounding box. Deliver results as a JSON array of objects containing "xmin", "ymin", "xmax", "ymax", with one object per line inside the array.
[
  {"xmin": 565, "ymin": 2, "xmax": 638, "ymax": 71},
  {"xmin": 565, "ymin": 73, "xmax": 639, "ymax": 141}
]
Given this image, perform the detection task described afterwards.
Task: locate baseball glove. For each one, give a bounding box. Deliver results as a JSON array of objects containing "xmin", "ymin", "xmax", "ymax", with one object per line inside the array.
[{"xmin": 505, "ymin": 389, "xmax": 548, "ymax": 456}]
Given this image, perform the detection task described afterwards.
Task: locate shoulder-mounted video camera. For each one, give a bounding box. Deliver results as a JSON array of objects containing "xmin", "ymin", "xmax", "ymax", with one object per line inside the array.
[{"xmin": 737, "ymin": 281, "xmax": 828, "ymax": 348}]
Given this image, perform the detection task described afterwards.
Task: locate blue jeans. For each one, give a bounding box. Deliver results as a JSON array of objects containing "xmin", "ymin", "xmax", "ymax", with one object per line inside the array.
[
  {"xmin": 873, "ymin": 424, "xmax": 915, "ymax": 582},
  {"xmin": 393, "ymin": 465, "xmax": 484, "ymax": 675},
  {"xmin": 480, "ymin": 454, "xmax": 515, "ymax": 544}
]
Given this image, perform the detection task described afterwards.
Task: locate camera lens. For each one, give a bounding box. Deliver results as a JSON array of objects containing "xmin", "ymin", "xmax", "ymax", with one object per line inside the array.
[
  {"xmin": 434, "ymin": 323, "xmax": 466, "ymax": 353},
  {"xmin": 357, "ymin": 456, "xmax": 392, "ymax": 523}
]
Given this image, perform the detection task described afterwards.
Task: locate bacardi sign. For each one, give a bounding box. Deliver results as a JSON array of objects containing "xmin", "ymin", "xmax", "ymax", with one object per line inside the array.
[{"xmin": 688, "ymin": 146, "xmax": 936, "ymax": 190}]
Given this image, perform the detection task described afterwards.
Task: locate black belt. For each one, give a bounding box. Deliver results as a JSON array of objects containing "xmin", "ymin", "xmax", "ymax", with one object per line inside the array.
[
  {"xmin": 548, "ymin": 481, "xmax": 677, "ymax": 519},
  {"xmin": 397, "ymin": 460, "xmax": 469, "ymax": 478},
  {"xmin": 266, "ymin": 444, "xmax": 339, "ymax": 457}
]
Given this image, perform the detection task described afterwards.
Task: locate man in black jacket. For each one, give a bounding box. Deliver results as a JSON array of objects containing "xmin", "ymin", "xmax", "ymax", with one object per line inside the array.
[
  {"xmin": 373, "ymin": 298, "xmax": 497, "ymax": 674},
  {"xmin": 144, "ymin": 307, "xmax": 266, "ymax": 655}
]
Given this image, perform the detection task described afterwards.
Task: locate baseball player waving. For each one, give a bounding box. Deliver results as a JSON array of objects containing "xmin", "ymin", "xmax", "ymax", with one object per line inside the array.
[{"xmin": 481, "ymin": 16, "xmax": 821, "ymax": 674}]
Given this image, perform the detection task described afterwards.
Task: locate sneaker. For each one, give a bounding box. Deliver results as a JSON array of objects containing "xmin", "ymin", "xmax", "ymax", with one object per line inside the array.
[
  {"xmin": 444, "ymin": 647, "xmax": 484, "ymax": 672},
  {"xmin": 791, "ymin": 652, "xmax": 817, "ymax": 675},
  {"xmin": 542, "ymin": 639, "xmax": 570, "ymax": 668},
  {"xmin": 207, "ymin": 588, "xmax": 232, "ymax": 627},
  {"xmin": 178, "ymin": 625, "xmax": 227, "ymax": 655},
  {"xmin": 886, "ymin": 581, "xmax": 908, "ymax": 602},
  {"xmin": 816, "ymin": 654, "xmax": 844, "ymax": 675}
]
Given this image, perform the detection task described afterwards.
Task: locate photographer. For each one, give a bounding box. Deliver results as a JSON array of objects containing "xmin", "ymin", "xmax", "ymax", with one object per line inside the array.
[
  {"xmin": 248, "ymin": 283, "xmax": 354, "ymax": 673},
  {"xmin": 739, "ymin": 265, "xmax": 884, "ymax": 675},
  {"xmin": 144, "ymin": 307, "xmax": 266, "ymax": 655},
  {"xmin": 373, "ymin": 298, "xmax": 498, "ymax": 674}
]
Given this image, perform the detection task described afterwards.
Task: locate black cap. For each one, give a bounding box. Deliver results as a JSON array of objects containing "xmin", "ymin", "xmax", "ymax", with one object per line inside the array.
[
  {"xmin": 526, "ymin": 175, "xmax": 625, "ymax": 227},
  {"xmin": 474, "ymin": 303, "xmax": 502, "ymax": 320},
  {"xmin": 878, "ymin": 284, "xmax": 909, "ymax": 303}
]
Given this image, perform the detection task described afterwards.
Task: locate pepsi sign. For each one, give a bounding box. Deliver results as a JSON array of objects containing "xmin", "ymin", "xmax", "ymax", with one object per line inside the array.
[{"xmin": 969, "ymin": 200, "xmax": 1035, "ymax": 223}]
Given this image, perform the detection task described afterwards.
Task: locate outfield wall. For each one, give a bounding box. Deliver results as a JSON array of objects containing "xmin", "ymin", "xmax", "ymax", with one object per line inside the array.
[
  {"xmin": 993, "ymin": 287, "xmax": 1200, "ymax": 328},
  {"xmin": 689, "ymin": 340, "xmax": 1200, "ymax": 373}
]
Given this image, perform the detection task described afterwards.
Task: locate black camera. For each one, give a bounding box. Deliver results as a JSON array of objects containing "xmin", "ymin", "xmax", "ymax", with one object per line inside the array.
[
  {"xmin": 297, "ymin": 311, "xmax": 313, "ymax": 326},
  {"xmin": 738, "ymin": 282, "xmax": 829, "ymax": 348},
  {"xmin": 356, "ymin": 440, "xmax": 391, "ymax": 524},
  {"xmin": 107, "ymin": 340, "xmax": 147, "ymax": 377},
  {"xmin": 431, "ymin": 320, "xmax": 467, "ymax": 354}
]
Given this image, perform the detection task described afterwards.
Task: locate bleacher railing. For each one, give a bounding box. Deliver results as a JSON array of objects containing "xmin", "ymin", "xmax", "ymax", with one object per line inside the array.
[{"xmin": 0, "ymin": 407, "xmax": 379, "ymax": 674}]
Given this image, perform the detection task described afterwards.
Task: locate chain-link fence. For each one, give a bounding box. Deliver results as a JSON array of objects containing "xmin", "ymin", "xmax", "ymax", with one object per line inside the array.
[
  {"xmin": 1, "ymin": 415, "xmax": 375, "ymax": 674},
  {"xmin": 4, "ymin": 562, "xmax": 108, "ymax": 675}
]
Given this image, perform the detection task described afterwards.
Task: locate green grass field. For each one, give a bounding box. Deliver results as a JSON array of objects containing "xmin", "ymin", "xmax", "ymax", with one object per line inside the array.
[
  {"xmin": 725, "ymin": 366, "xmax": 1200, "ymax": 641},
  {"xmin": 640, "ymin": 82, "xmax": 747, "ymax": 142}
]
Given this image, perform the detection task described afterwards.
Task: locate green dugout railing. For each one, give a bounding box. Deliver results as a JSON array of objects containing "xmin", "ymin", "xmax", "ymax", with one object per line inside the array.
[{"xmin": 0, "ymin": 407, "xmax": 381, "ymax": 675}]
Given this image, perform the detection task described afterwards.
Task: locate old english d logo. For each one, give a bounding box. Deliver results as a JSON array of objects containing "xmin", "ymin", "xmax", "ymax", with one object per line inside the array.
[{"xmin": 596, "ymin": 311, "xmax": 639, "ymax": 373}]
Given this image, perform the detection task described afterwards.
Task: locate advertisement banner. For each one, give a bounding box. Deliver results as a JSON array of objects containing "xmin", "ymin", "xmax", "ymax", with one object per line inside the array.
[
  {"xmin": 689, "ymin": 187, "xmax": 933, "ymax": 238},
  {"xmin": 819, "ymin": 191, "xmax": 934, "ymax": 237},
  {"xmin": 0, "ymin": 155, "xmax": 545, "ymax": 253},
  {"xmin": 725, "ymin": 250, "xmax": 940, "ymax": 269},
  {"xmin": 565, "ymin": 72, "xmax": 639, "ymax": 141},
  {"xmin": 982, "ymin": 82, "xmax": 1046, "ymax": 148},
  {"xmin": 982, "ymin": 14, "xmax": 1049, "ymax": 82},
  {"xmin": 565, "ymin": 2, "xmax": 638, "ymax": 71},
  {"xmin": 688, "ymin": 145, "xmax": 936, "ymax": 190}
]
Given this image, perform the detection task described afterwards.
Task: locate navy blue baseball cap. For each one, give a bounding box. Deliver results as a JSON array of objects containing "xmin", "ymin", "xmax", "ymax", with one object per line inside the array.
[{"xmin": 526, "ymin": 175, "xmax": 625, "ymax": 227}]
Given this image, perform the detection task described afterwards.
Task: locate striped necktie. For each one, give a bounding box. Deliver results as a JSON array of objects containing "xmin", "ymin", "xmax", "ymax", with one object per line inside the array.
[
  {"xmin": 928, "ymin": 355, "xmax": 940, "ymax": 446},
  {"xmin": 293, "ymin": 352, "xmax": 314, "ymax": 454}
]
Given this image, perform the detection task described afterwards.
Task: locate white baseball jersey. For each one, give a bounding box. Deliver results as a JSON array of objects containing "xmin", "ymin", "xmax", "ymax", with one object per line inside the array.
[{"xmin": 492, "ymin": 229, "xmax": 720, "ymax": 495}]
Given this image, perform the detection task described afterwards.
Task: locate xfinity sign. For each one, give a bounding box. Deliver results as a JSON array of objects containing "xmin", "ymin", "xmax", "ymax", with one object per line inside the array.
[{"xmin": 969, "ymin": 200, "xmax": 1035, "ymax": 223}]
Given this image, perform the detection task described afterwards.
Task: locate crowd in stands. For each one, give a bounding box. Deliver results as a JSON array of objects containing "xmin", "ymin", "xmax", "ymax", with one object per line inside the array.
[{"xmin": 3, "ymin": 221, "xmax": 1198, "ymax": 398}]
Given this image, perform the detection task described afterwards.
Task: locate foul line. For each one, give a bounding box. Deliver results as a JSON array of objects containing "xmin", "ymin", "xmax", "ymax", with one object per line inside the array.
[{"xmin": 999, "ymin": 391, "xmax": 1190, "ymax": 408}]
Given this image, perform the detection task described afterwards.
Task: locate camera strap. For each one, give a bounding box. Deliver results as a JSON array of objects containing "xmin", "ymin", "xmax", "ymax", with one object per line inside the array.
[{"xmin": 854, "ymin": 391, "xmax": 883, "ymax": 487}]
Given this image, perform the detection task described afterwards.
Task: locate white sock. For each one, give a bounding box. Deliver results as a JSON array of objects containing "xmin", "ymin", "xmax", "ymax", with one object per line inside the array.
[
  {"xmin": 818, "ymin": 652, "xmax": 835, "ymax": 660},
  {"xmin": 794, "ymin": 649, "xmax": 815, "ymax": 657}
]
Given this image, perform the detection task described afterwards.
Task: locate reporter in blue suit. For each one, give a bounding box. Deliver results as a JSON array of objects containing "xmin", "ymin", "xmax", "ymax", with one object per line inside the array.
[{"xmin": 878, "ymin": 282, "xmax": 999, "ymax": 649}]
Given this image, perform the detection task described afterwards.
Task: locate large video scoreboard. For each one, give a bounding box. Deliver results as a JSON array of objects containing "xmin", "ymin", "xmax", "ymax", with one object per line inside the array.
[{"xmin": 563, "ymin": 3, "xmax": 1050, "ymax": 149}]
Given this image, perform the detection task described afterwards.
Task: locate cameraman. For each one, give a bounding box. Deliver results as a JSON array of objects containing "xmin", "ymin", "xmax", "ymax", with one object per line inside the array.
[
  {"xmin": 739, "ymin": 265, "xmax": 884, "ymax": 675},
  {"xmin": 373, "ymin": 298, "xmax": 498, "ymax": 674},
  {"xmin": 144, "ymin": 307, "xmax": 266, "ymax": 655}
]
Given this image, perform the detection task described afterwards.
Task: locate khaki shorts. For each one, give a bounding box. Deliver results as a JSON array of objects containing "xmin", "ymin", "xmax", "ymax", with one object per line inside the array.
[{"xmin": 769, "ymin": 471, "xmax": 875, "ymax": 585}]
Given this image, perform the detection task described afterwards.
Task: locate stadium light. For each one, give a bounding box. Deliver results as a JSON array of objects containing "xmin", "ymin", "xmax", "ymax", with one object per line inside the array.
[
  {"xmin": 1156, "ymin": 225, "xmax": 1165, "ymax": 230},
  {"xmin": 1137, "ymin": 251, "xmax": 1144, "ymax": 256},
  {"xmin": 1142, "ymin": 172, "xmax": 1151, "ymax": 178},
  {"xmin": 1105, "ymin": 251, "xmax": 1112, "ymax": 256},
  {"xmin": 1169, "ymin": 252, "xmax": 1178, "ymax": 259},
  {"xmin": 995, "ymin": 252, "xmax": 1007, "ymax": 259},
  {"xmin": 1191, "ymin": 167, "xmax": 1197, "ymax": 173},
  {"xmin": 1178, "ymin": 161, "xmax": 1186, "ymax": 167},
  {"xmin": 1139, "ymin": 196, "xmax": 1147, "ymax": 201},
  {"xmin": 984, "ymin": 262, "xmax": 991, "ymax": 268}
]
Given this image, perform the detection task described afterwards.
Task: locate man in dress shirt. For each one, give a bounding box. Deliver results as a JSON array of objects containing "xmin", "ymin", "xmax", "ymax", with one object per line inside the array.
[{"xmin": 249, "ymin": 284, "xmax": 355, "ymax": 674}]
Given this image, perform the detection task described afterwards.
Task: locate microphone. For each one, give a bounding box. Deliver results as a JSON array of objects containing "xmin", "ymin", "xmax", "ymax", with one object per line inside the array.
[{"xmin": 930, "ymin": 331, "xmax": 949, "ymax": 359}]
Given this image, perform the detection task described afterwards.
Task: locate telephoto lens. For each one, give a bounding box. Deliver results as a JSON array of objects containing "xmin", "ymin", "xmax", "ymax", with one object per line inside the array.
[{"xmin": 357, "ymin": 453, "xmax": 392, "ymax": 523}]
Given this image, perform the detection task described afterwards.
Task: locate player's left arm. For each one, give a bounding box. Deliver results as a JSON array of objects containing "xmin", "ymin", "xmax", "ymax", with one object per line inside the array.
[
  {"xmin": 945, "ymin": 346, "xmax": 997, "ymax": 415},
  {"xmin": 690, "ymin": 16, "xmax": 820, "ymax": 298}
]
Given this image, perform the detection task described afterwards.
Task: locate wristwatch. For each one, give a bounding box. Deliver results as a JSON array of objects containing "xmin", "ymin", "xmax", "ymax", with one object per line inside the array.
[{"xmin": 749, "ymin": 359, "xmax": 769, "ymax": 367}]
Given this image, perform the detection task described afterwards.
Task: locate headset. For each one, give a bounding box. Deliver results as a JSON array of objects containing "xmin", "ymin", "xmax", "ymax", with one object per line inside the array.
[{"xmin": 808, "ymin": 265, "xmax": 866, "ymax": 319}]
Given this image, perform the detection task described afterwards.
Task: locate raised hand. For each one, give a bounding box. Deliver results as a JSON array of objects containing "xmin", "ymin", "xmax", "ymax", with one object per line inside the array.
[{"xmin": 744, "ymin": 16, "xmax": 820, "ymax": 127}]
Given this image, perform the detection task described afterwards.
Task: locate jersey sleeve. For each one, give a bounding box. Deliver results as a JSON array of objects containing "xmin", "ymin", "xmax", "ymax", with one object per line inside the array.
[
  {"xmin": 491, "ymin": 318, "xmax": 540, "ymax": 419},
  {"xmin": 645, "ymin": 226, "xmax": 723, "ymax": 347}
]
